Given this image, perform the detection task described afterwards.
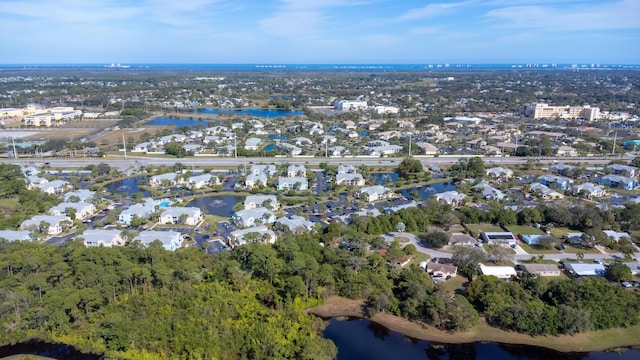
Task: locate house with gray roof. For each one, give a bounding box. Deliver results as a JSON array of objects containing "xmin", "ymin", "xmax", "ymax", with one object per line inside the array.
[
  {"xmin": 275, "ymin": 215, "xmax": 315, "ymax": 233},
  {"xmin": 537, "ymin": 175, "xmax": 573, "ymax": 190},
  {"xmin": 606, "ymin": 164, "xmax": 638, "ymax": 178},
  {"xmin": 599, "ymin": 174, "xmax": 638, "ymax": 190},
  {"xmin": 357, "ymin": 185, "xmax": 392, "ymax": 203},
  {"xmin": 327, "ymin": 146, "xmax": 348, "ymax": 156},
  {"xmin": 187, "ymin": 173, "xmax": 219, "ymax": 189},
  {"xmin": 159, "ymin": 207, "xmax": 203, "ymax": 226},
  {"xmin": 518, "ymin": 264, "xmax": 561, "ymax": 277},
  {"xmin": 230, "ymin": 226, "xmax": 276, "ymax": 246},
  {"xmin": 36, "ymin": 180, "xmax": 70, "ymax": 195},
  {"xmin": 250, "ymin": 164, "xmax": 277, "ymax": 177},
  {"xmin": 79, "ymin": 229, "xmax": 125, "ymax": 247},
  {"xmin": 233, "ymin": 208, "xmax": 276, "ymax": 227},
  {"xmin": 287, "ymin": 165, "xmax": 307, "ymax": 177},
  {"xmin": 602, "ymin": 230, "xmax": 631, "ymax": 243},
  {"xmin": 244, "ymin": 195, "xmax": 279, "ymax": 210},
  {"xmin": 336, "ymin": 173, "xmax": 365, "ymax": 187},
  {"xmin": 485, "ymin": 167, "xmax": 514, "ymax": 179},
  {"xmin": 132, "ymin": 230, "xmax": 183, "ymax": 251},
  {"xmin": 245, "ymin": 173, "xmax": 267, "ymax": 188},
  {"xmin": 63, "ymin": 189, "xmax": 96, "ymax": 203},
  {"xmin": 149, "ymin": 172, "xmax": 183, "ymax": 187},
  {"xmin": 278, "ymin": 177, "xmax": 308, "ymax": 191},
  {"xmin": 48, "ymin": 202, "xmax": 96, "ymax": 220},
  {"xmin": 572, "ymin": 182, "xmax": 606, "ymax": 198},
  {"xmin": 20, "ymin": 215, "xmax": 71, "ymax": 235},
  {"xmin": 549, "ymin": 163, "xmax": 576, "ymax": 176},
  {"xmin": 530, "ymin": 183, "xmax": 564, "ymax": 199},
  {"xmin": 277, "ymin": 143, "xmax": 302, "ymax": 155},
  {"xmin": 244, "ymin": 137, "xmax": 262, "ymax": 150},
  {"xmin": 434, "ymin": 191, "xmax": 467, "ymax": 207},
  {"xmin": 448, "ymin": 232, "xmax": 478, "ymax": 247},
  {"xmin": 119, "ymin": 199, "xmax": 160, "ymax": 225},
  {"xmin": 566, "ymin": 263, "xmax": 605, "ymax": 277},
  {"xmin": 0, "ymin": 230, "xmax": 34, "ymax": 242},
  {"xmin": 472, "ymin": 181, "xmax": 506, "ymax": 200},
  {"xmin": 337, "ymin": 165, "xmax": 357, "ymax": 174}
]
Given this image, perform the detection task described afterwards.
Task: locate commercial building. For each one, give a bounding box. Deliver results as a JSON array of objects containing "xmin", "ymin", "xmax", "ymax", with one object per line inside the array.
[
  {"xmin": 23, "ymin": 107, "xmax": 82, "ymax": 127},
  {"xmin": 335, "ymin": 100, "xmax": 368, "ymax": 111},
  {"xmin": 524, "ymin": 103, "xmax": 600, "ymax": 122}
]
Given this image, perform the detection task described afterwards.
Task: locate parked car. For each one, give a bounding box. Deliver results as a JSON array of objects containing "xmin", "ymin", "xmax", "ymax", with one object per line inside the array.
[{"xmin": 621, "ymin": 282, "xmax": 632, "ymax": 288}]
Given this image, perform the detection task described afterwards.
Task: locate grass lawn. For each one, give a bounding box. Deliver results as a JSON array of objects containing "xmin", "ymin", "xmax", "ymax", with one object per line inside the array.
[
  {"xmin": 518, "ymin": 242, "xmax": 560, "ymax": 254},
  {"xmin": 466, "ymin": 224, "xmax": 503, "ymax": 233},
  {"xmin": 0, "ymin": 197, "xmax": 19, "ymax": 211},
  {"xmin": 204, "ymin": 214, "xmax": 231, "ymax": 224},
  {"xmin": 548, "ymin": 226, "xmax": 575, "ymax": 239},
  {"xmin": 563, "ymin": 244, "xmax": 601, "ymax": 254},
  {"xmin": 506, "ymin": 225, "xmax": 545, "ymax": 236}
]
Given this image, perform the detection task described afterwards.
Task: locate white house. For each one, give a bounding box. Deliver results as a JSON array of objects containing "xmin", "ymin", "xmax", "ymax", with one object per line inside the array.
[
  {"xmin": 250, "ymin": 164, "xmax": 277, "ymax": 177},
  {"xmin": 572, "ymin": 182, "xmax": 606, "ymax": 198},
  {"xmin": 275, "ymin": 215, "xmax": 315, "ymax": 233},
  {"xmin": 335, "ymin": 173, "xmax": 366, "ymax": 187},
  {"xmin": 63, "ymin": 189, "xmax": 96, "ymax": 203},
  {"xmin": 278, "ymin": 177, "xmax": 308, "ymax": 191},
  {"xmin": 132, "ymin": 230, "xmax": 183, "ymax": 251},
  {"xmin": 287, "ymin": 165, "xmax": 307, "ymax": 177},
  {"xmin": 36, "ymin": 180, "xmax": 70, "ymax": 195},
  {"xmin": 478, "ymin": 264, "xmax": 517, "ymax": 279},
  {"xmin": 244, "ymin": 137, "xmax": 262, "ymax": 150},
  {"xmin": 0, "ymin": 230, "xmax": 34, "ymax": 242},
  {"xmin": 149, "ymin": 172, "xmax": 183, "ymax": 187},
  {"xmin": 48, "ymin": 202, "xmax": 96, "ymax": 220},
  {"xmin": 230, "ymin": 226, "xmax": 277, "ymax": 246},
  {"xmin": 118, "ymin": 199, "xmax": 160, "ymax": 225},
  {"xmin": 357, "ymin": 185, "xmax": 392, "ymax": 202},
  {"xmin": 233, "ymin": 208, "xmax": 276, "ymax": 227},
  {"xmin": 20, "ymin": 215, "xmax": 71, "ymax": 235},
  {"xmin": 187, "ymin": 173, "xmax": 219, "ymax": 189},
  {"xmin": 485, "ymin": 167, "xmax": 514, "ymax": 179},
  {"xmin": 245, "ymin": 173, "xmax": 267, "ymax": 188},
  {"xmin": 79, "ymin": 229, "xmax": 125, "ymax": 247},
  {"xmin": 434, "ymin": 191, "xmax": 467, "ymax": 206},
  {"xmin": 244, "ymin": 195, "xmax": 279, "ymax": 210},
  {"xmin": 159, "ymin": 207, "xmax": 203, "ymax": 226}
]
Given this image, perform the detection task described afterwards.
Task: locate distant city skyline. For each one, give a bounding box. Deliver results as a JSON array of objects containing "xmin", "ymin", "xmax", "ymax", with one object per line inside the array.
[{"xmin": 1, "ymin": 0, "xmax": 639, "ymax": 64}]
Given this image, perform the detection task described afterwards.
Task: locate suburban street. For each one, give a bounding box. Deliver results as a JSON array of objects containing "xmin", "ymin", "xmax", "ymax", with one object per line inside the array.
[
  {"xmin": 2, "ymin": 154, "xmax": 634, "ymax": 170},
  {"xmin": 381, "ymin": 232, "xmax": 629, "ymax": 264}
]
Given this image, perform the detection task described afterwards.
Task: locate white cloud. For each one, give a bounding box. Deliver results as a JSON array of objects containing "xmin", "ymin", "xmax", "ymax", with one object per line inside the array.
[
  {"xmin": 484, "ymin": 0, "xmax": 640, "ymax": 31},
  {"xmin": 395, "ymin": 1, "xmax": 472, "ymax": 22}
]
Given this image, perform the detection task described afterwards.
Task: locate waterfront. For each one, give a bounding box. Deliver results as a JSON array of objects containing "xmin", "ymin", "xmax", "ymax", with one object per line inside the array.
[
  {"xmin": 186, "ymin": 195, "xmax": 244, "ymax": 217},
  {"xmin": 144, "ymin": 117, "xmax": 216, "ymax": 127},
  {"xmin": 195, "ymin": 108, "xmax": 303, "ymax": 117},
  {"xmin": 104, "ymin": 176, "xmax": 148, "ymax": 196},
  {"xmin": 324, "ymin": 318, "xmax": 640, "ymax": 360}
]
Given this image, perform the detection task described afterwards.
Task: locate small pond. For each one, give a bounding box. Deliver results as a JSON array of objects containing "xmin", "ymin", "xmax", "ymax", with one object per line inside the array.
[
  {"xmin": 186, "ymin": 195, "xmax": 244, "ymax": 217},
  {"xmin": 105, "ymin": 176, "xmax": 149, "ymax": 196},
  {"xmin": 398, "ymin": 182, "xmax": 457, "ymax": 201},
  {"xmin": 372, "ymin": 173, "xmax": 399, "ymax": 184},
  {"xmin": 263, "ymin": 144, "xmax": 276, "ymax": 151}
]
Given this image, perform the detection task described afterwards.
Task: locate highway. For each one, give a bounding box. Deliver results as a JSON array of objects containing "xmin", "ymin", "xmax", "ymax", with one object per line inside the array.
[{"xmin": 2, "ymin": 154, "xmax": 633, "ymax": 170}]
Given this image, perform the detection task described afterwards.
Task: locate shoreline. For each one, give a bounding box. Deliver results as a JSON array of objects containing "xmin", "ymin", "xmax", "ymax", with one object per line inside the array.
[{"xmin": 308, "ymin": 296, "xmax": 640, "ymax": 353}]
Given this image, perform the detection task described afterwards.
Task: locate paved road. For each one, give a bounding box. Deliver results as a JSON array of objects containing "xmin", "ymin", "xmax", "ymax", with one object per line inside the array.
[
  {"xmin": 3, "ymin": 154, "xmax": 633, "ymax": 170},
  {"xmin": 381, "ymin": 232, "xmax": 628, "ymax": 264}
]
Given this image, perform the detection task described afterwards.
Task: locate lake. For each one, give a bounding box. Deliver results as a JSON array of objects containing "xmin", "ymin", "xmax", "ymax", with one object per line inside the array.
[
  {"xmin": 195, "ymin": 108, "xmax": 304, "ymax": 117},
  {"xmin": 104, "ymin": 176, "xmax": 148, "ymax": 196},
  {"xmin": 186, "ymin": 195, "xmax": 244, "ymax": 217},
  {"xmin": 0, "ymin": 341, "xmax": 100, "ymax": 360},
  {"xmin": 145, "ymin": 117, "xmax": 216, "ymax": 127},
  {"xmin": 323, "ymin": 318, "xmax": 640, "ymax": 360}
]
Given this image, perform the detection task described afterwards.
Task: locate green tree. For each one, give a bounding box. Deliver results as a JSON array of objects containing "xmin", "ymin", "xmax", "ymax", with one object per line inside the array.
[
  {"xmin": 605, "ymin": 262, "xmax": 632, "ymax": 282},
  {"xmin": 452, "ymin": 246, "xmax": 486, "ymax": 280}
]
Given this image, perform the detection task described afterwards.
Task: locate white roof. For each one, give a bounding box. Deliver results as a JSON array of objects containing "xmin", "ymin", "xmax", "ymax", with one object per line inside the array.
[{"xmin": 478, "ymin": 264, "xmax": 517, "ymax": 278}]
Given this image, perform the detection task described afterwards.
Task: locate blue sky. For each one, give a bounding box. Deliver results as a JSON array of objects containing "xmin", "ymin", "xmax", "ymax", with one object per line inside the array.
[{"xmin": 1, "ymin": 0, "xmax": 638, "ymax": 64}]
